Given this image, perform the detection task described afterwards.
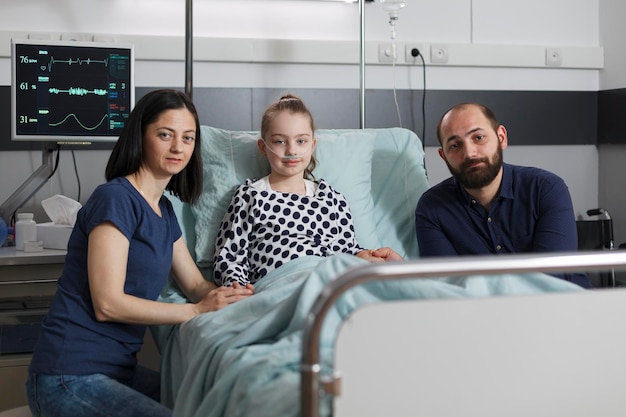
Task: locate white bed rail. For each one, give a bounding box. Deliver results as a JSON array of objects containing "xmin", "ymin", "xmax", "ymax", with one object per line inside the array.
[{"xmin": 300, "ymin": 250, "xmax": 626, "ymax": 417}]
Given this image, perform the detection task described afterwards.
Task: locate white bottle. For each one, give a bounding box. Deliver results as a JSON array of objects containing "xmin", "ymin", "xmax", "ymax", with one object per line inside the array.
[{"xmin": 15, "ymin": 212, "xmax": 37, "ymax": 251}]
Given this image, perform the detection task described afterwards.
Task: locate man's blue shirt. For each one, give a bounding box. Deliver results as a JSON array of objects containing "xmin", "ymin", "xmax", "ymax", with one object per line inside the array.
[{"xmin": 415, "ymin": 163, "xmax": 591, "ymax": 288}]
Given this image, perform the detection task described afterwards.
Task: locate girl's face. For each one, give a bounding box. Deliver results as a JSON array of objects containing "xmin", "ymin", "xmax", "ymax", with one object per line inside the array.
[
  {"xmin": 258, "ymin": 111, "xmax": 316, "ymax": 180},
  {"xmin": 141, "ymin": 108, "xmax": 197, "ymax": 180}
]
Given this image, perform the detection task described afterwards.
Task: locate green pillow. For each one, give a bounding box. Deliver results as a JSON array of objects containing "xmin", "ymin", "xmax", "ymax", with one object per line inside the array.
[
  {"xmin": 191, "ymin": 126, "xmax": 379, "ymax": 268},
  {"xmin": 313, "ymin": 129, "xmax": 381, "ymax": 249}
]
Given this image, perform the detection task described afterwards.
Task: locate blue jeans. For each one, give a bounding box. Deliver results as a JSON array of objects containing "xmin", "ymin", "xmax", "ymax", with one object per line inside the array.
[{"xmin": 26, "ymin": 366, "xmax": 171, "ymax": 417}]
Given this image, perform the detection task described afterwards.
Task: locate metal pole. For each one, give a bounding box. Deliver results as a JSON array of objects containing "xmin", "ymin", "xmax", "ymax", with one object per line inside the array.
[
  {"xmin": 185, "ymin": 0, "xmax": 193, "ymax": 99},
  {"xmin": 359, "ymin": 0, "xmax": 365, "ymax": 128}
]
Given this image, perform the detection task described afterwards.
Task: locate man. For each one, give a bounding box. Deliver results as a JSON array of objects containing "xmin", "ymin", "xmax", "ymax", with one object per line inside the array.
[{"xmin": 415, "ymin": 102, "xmax": 591, "ymax": 288}]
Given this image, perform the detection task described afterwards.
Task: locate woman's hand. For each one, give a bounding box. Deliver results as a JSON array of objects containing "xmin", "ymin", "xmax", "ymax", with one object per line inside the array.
[{"xmin": 194, "ymin": 282, "xmax": 254, "ymax": 314}]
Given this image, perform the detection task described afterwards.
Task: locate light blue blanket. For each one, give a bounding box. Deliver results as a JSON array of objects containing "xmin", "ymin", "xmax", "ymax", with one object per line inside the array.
[{"xmin": 155, "ymin": 254, "xmax": 582, "ymax": 417}]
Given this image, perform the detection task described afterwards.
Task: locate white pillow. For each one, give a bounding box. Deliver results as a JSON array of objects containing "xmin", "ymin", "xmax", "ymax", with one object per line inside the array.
[{"xmin": 191, "ymin": 126, "xmax": 380, "ymax": 268}]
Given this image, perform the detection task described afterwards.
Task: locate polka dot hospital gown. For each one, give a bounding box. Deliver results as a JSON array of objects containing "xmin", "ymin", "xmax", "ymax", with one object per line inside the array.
[{"xmin": 213, "ymin": 176, "xmax": 364, "ymax": 286}]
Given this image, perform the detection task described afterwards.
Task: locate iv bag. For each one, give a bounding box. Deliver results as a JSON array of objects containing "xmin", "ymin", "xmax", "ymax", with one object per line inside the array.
[{"xmin": 380, "ymin": 0, "xmax": 406, "ymax": 18}]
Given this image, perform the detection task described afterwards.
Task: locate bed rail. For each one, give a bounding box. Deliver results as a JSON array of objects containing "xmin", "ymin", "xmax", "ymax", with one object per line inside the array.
[{"xmin": 300, "ymin": 250, "xmax": 626, "ymax": 417}]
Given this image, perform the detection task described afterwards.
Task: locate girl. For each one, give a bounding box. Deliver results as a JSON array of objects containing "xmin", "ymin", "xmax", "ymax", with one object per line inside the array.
[{"xmin": 213, "ymin": 94, "xmax": 400, "ymax": 287}]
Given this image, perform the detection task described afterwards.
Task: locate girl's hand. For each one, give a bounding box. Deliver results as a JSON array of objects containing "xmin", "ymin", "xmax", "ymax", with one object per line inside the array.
[
  {"xmin": 371, "ymin": 247, "xmax": 404, "ymax": 261},
  {"xmin": 356, "ymin": 247, "xmax": 404, "ymax": 263},
  {"xmin": 356, "ymin": 249, "xmax": 386, "ymax": 263}
]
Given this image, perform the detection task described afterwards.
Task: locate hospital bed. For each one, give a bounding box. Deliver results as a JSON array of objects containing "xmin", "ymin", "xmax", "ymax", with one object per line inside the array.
[
  {"xmin": 303, "ymin": 251, "xmax": 626, "ymax": 417},
  {"xmin": 154, "ymin": 125, "xmax": 626, "ymax": 417}
]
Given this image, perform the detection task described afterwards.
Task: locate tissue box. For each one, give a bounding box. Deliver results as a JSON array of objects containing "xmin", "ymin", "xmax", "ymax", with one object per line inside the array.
[{"xmin": 36, "ymin": 222, "xmax": 73, "ymax": 250}]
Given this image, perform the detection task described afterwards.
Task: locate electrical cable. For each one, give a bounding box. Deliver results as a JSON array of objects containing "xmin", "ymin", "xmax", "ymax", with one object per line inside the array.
[
  {"xmin": 408, "ymin": 47, "xmax": 428, "ymax": 176},
  {"xmin": 409, "ymin": 47, "xmax": 427, "ymax": 152},
  {"xmin": 47, "ymin": 144, "xmax": 61, "ymax": 180},
  {"xmin": 418, "ymin": 52, "xmax": 426, "ymax": 151},
  {"xmin": 70, "ymin": 147, "xmax": 81, "ymax": 202},
  {"xmin": 419, "ymin": 53, "xmax": 427, "ymax": 175}
]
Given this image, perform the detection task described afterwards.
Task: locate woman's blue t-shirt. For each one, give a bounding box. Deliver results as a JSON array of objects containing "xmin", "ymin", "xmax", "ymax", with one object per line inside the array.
[{"xmin": 29, "ymin": 177, "xmax": 182, "ymax": 379}]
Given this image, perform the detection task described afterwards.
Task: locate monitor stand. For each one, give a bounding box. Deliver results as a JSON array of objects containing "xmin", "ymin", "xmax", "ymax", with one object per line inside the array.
[{"xmin": 0, "ymin": 142, "xmax": 56, "ymax": 224}]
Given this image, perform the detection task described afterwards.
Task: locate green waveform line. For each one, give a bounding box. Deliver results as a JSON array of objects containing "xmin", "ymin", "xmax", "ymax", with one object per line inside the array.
[
  {"xmin": 47, "ymin": 56, "xmax": 109, "ymax": 72},
  {"xmin": 49, "ymin": 113, "xmax": 109, "ymax": 131},
  {"xmin": 48, "ymin": 87, "xmax": 108, "ymax": 96}
]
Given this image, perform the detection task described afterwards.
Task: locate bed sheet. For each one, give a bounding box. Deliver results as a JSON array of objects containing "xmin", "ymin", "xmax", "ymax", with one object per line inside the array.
[{"xmin": 155, "ymin": 254, "xmax": 582, "ymax": 417}]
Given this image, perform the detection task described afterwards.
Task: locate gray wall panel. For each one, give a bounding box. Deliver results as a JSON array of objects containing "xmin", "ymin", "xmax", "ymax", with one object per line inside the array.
[
  {"xmin": 0, "ymin": 86, "xmax": 599, "ymax": 151},
  {"xmin": 422, "ymin": 90, "xmax": 597, "ymax": 147},
  {"xmin": 598, "ymin": 88, "xmax": 626, "ymax": 145}
]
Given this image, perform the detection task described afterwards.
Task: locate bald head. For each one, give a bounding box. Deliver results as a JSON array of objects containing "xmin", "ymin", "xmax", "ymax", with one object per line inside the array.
[{"xmin": 436, "ymin": 103, "xmax": 500, "ymax": 145}]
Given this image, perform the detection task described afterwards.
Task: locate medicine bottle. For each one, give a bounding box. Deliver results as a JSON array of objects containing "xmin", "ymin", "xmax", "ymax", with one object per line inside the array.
[{"xmin": 15, "ymin": 212, "xmax": 37, "ymax": 251}]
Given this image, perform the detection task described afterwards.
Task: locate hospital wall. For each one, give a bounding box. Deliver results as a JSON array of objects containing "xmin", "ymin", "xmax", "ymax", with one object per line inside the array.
[{"xmin": 0, "ymin": 0, "xmax": 623, "ymax": 245}]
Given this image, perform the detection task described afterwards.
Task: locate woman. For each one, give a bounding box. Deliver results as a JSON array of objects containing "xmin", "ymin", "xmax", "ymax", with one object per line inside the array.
[{"xmin": 26, "ymin": 89, "xmax": 253, "ymax": 417}]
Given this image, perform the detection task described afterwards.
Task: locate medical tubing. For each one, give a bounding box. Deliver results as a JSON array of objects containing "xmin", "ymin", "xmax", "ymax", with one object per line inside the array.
[{"xmin": 261, "ymin": 140, "xmax": 311, "ymax": 160}]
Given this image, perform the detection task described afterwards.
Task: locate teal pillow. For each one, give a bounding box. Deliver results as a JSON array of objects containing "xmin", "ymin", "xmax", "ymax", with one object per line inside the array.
[
  {"xmin": 313, "ymin": 129, "xmax": 381, "ymax": 250},
  {"xmin": 369, "ymin": 127, "xmax": 428, "ymax": 259},
  {"xmin": 191, "ymin": 127, "xmax": 269, "ymax": 267},
  {"xmin": 191, "ymin": 126, "xmax": 379, "ymax": 268}
]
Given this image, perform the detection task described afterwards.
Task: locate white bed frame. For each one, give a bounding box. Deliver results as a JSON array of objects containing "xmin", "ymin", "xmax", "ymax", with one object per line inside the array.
[{"xmin": 302, "ymin": 251, "xmax": 626, "ymax": 417}]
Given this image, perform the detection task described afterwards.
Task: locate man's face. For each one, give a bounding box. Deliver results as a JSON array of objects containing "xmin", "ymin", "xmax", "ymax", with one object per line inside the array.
[{"xmin": 438, "ymin": 106, "xmax": 507, "ymax": 190}]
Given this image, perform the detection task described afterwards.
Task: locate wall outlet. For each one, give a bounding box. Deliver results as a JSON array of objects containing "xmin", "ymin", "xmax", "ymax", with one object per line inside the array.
[
  {"xmin": 405, "ymin": 44, "xmax": 425, "ymax": 64},
  {"xmin": 546, "ymin": 47, "xmax": 563, "ymax": 66},
  {"xmin": 378, "ymin": 43, "xmax": 397, "ymax": 63},
  {"xmin": 430, "ymin": 44, "xmax": 449, "ymax": 64}
]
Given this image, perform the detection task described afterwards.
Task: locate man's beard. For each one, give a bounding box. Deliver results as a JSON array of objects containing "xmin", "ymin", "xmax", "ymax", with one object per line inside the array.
[{"xmin": 445, "ymin": 146, "xmax": 503, "ymax": 190}]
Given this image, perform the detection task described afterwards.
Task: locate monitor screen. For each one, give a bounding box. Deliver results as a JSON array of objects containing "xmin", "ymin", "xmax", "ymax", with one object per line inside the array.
[{"xmin": 11, "ymin": 38, "xmax": 134, "ymax": 142}]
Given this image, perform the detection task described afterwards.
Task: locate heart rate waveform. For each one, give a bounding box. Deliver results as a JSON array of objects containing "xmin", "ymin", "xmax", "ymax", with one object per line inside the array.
[
  {"xmin": 43, "ymin": 56, "xmax": 109, "ymax": 73},
  {"xmin": 48, "ymin": 87, "xmax": 108, "ymax": 96},
  {"xmin": 49, "ymin": 113, "xmax": 109, "ymax": 131}
]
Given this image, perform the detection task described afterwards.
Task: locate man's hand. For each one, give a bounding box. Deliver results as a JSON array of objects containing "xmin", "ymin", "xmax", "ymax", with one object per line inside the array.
[{"xmin": 356, "ymin": 247, "xmax": 404, "ymax": 263}]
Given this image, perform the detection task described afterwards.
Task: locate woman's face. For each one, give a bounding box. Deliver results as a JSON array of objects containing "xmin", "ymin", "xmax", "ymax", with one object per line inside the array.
[
  {"xmin": 142, "ymin": 108, "xmax": 197, "ymax": 180},
  {"xmin": 258, "ymin": 111, "xmax": 316, "ymax": 180}
]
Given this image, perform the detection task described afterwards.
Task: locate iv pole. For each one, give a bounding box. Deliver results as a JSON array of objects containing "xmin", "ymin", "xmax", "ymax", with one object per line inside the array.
[
  {"xmin": 185, "ymin": 0, "xmax": 193, "ymax": 99},
  {"xmin": 359, "ymin": 0, "xmax": 365, "ymax": 128}
]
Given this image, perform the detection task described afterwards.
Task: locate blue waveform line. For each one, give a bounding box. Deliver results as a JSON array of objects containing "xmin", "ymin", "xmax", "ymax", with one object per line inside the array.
[
  {"xmin": 49, "ymin": 113, "xmax": 109, "ymax": 131},
  {"xmin": 47, "ymin": 56, "xmax": 109, "ymax": 72},
  {"xmin": 48, "ymin": 87, "xmax": 108, "ymax": 96}
]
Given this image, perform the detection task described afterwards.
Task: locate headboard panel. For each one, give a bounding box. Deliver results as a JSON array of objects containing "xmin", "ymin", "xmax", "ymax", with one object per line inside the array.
[{"xmin": 166, "ymin": 126, "xmax": 428, "ymax": 278}]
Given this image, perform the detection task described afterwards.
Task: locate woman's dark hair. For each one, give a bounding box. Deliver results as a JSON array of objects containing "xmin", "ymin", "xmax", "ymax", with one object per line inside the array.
[
  {"xmin": 260, "ymin": 94, "xmax": 318, "ymax": 179},
  {"xmin": 105, "ymin": 89, "xmax": 203, "ymax": 203}
]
